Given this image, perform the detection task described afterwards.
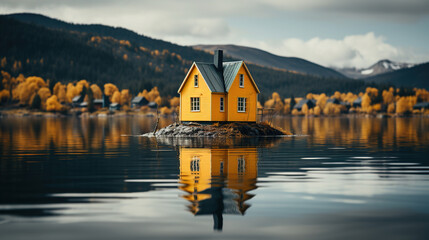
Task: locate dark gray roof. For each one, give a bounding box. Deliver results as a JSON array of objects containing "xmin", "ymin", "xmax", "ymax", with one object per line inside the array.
[
  {"xmin": 414, "ymin": 102, "xmax": 429, "ymax": 108},
  {"xmin": 131, "ymin": 96, "xmax": 148, "ymax": 104},
  {"xmin": 72, "ymin": 95, "xmax": 84, "ymax": 103},
  {"xmin": 327, "ymin": 98, "xmax": 340, "ymax": 104},
  {"xmin": 353, "ymin": 97, "xmax": 362, "ymax": 104},
  {"xmin": 223, "ymin": 61, "xmax": 243, "ymax": 91},
  {"xmin": 194, "ymin": 61, "xmax": 244, "ymax": 93},
  {"xmin": 294, "ymin": 99, "xmax": 316, "ymax": 109},
  {"xmin": 148, "ymin": 102, "xmax": 158, "ymax": 108}
]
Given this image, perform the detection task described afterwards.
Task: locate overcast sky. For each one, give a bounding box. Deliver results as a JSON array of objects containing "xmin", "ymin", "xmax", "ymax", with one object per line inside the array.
[{"xmin": 2, "ymin": 0, "xmax": 429, "ymax": 68}]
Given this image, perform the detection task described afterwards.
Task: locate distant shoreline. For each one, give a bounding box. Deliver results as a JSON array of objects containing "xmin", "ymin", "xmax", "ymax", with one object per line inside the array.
[{"xmin": 1, "ymin": 109, "xmax": 427, "ymax": 119}]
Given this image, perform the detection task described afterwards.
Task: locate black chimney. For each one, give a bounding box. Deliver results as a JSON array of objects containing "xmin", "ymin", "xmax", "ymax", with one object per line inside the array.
[{"xmin": 214, "ymin": 50, "xmax": 223, "ymax": 73}]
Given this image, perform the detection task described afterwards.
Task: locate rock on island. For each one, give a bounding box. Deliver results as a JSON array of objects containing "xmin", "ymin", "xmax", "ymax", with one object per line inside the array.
[{"xmin": 142, "ymin": 122, "xmax": 289, "ymax": 137}]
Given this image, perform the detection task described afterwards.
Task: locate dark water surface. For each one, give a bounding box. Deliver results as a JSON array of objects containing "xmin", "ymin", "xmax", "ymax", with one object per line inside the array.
[{"xmin": 1, "ymin": 116, "xmax": 429, "ymax": 240}]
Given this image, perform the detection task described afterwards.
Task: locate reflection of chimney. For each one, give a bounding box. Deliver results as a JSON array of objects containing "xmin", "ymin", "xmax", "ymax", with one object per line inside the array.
[
  {"xmin": 214, "ymin": 50, "xmax": 223, "ymax": 74},
  {"xmin": 213, "ymin": 211, "xmax": 223, "ymax": 231}
]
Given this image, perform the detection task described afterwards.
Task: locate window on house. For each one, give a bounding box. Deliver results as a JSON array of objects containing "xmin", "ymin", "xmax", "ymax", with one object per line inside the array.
[
  {"xmin": 239, "ymin": 74, "xmax": 244, "ymax": 88},
  {"xmin": 237, "ymin": 97, "xmax": 246, "ymax": 112},
  {"xmin": 191, "ymin": 156, "xmax": 200, "ymax": 173},
  {"xmin": 220, "ymin": 97, "xmax": 224, "ymax": 112},
  {"xmin": 238, "ymin": 156, "xmax": 245, "ymax": 174},
  {"xmin": 191, "ymin": 97, "xmax": 200, "ymax": 112},
  {"xmin": 194, "ymin": 75, "xmax": 198, "ymax": 87},
  {"xmin": 220, "ymin": 161, "xmax": 224, "ymax": 174}
]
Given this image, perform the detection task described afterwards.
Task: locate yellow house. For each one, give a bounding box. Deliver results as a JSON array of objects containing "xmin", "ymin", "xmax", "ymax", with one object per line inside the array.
[
  {"xmin": 178, "ymin": 147, "xmax": 258, "ymax": 230},
  {"xmin": 178, "ymin": 50, "xmax": 260, "ymax": 122}
]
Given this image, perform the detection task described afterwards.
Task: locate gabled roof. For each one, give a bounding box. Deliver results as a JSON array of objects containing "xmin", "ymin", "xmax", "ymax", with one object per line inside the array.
[
  {"xmin": 72, "ymin": 95, "xmax": 84, "ymax": 103},
  {"xmin": 131, "ymin": 96, "xmax": 149, "ymax": 104},
  {"xmin": 195, "ymin": 62, "xmax": 225, "ymax": 93},
  {"xmin": 178, "ymin": 61, "xmax": 259, "ymax": 93},
  {"xmin": 414, "ymin": 102, "xmax": 429, "ymax": 108},
  {"xmin": 223, "ymin": 61, "xmax": 243, "ymax": 92},
  {"xmin": 294, "ymin": 99, "xmax": 316, "ymax": 109}
]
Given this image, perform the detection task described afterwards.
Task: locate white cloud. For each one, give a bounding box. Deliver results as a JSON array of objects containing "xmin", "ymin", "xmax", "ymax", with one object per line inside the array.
[
  {"xmin": 1, "ymin": 1, "xmax": 429, "ymax": 68},
  {"xmin": 247, "ymin": 32, "xmax": 428, "ymax": 68}
]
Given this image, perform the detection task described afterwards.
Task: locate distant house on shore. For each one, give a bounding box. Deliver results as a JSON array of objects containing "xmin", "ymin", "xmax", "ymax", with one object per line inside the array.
[
  {"xmin": 178, "ymin": 50, "xmax": 260, "ymax": 122},
  {"xmin": 131, "ymin": 96, "xmax": 149, "ymax": 108},
  {"xmin": 109, "ymin": 103, "xmax": 121, "ymax": 111},
  {"xmin": 326, "ymin": 98, "xmax": 340, "ymax": 105},
  {"xmin": 148, "ymin": 101, "xmax": 158, "ymax": 109},
  {"xmin": 413, "ymin": 102, "xmax": 429, "ymax": 110},
  {"xmin": 353, "ymin": 97, "xmax": 362, "ymax": 108},
  {"xmin": 93, "ymin": 99, "xmax": 105, "ymax": 110},
  {"xmin": 72, "ymin": 95, "xmax": 85, "ymax": 107},
  {"xmin": 294, "ymin": 99, "xmax": 316, "ymax": 111},
  {"xmin": 73, "ymin": 97, "xmax": 106, "ymax": 110}
]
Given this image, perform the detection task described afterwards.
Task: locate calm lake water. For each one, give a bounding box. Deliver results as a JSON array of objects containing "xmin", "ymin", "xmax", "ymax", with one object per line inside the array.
[{"xmin": 1, "ymin": 116, "xmax": 429, "ymax": 240}]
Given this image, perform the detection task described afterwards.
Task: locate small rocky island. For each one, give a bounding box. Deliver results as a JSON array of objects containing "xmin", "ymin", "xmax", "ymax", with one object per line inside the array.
[{"xmin": 142, "ymin": 122, "xmax": 289, "ymax": 137}]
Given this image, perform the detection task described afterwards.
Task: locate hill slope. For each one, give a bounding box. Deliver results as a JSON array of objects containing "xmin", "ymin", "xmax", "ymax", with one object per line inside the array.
[
  {"xmin": 194, "ymin": 44, "xmax": 345, "ymax": 78},
  {"xmin": 337, "ymin": 59, "xmax": 415, "ymax": 79},
  {"xmin": 363, "ymin": 63, "xmax": 429, "ymax": 89},
  {"xmin": 1, "ymin": 13, "xmax": 371, "ymax": 97}
]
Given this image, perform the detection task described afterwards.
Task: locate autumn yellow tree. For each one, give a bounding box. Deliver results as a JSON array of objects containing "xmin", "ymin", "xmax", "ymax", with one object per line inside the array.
[
  {"xmin": 53, "ymin": 82, "xmax": 67, "ymax": 103},
  {"xmin": 120, "ymin": 89, "xmax": 131, "ymax": 105},
  {"xmin": 46, "ymin": 95, "xmax": 63, "ymax": 112},
  {"xmin": 37, "ymin": 87, "xmax": 51, "ymax": 109},
  {"xmin": 396, "ymin": 96, "xmax": 417, "ymax": 114},
  {"xmin": 104, "ymin": 83, "xmax": 119, "ymax": 101},
  {"xmin": 111, "ymin": 91, "xmax": 121, "ymax": 103},
  {"xmin": 316, "ymin": 93, "xmax": 328, "ymax": 110},
  {"xmin": 264, "ymin": 92, "xmax": 284, "ymax": 113},
  {"xmin": 90, "ymin": 84, "xmax": 102, "ymax": 99},
  {"xmin": 13, "ymin": 76, "xmax": 47, "ymax": 105},
  {"xmin": 1, "ymin": 71, "xmax": 19, "ymax": 102}
]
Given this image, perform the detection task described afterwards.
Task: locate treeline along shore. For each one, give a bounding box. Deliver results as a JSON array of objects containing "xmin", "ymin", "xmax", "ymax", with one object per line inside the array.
[{"xmin": 1, "ymin": 70, "xmax": 429, "ymax": 118}]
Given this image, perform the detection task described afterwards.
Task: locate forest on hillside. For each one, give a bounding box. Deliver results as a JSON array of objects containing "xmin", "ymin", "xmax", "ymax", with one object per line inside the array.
[
  {"xmin": 1, "ymin": 69, "xmax": 427, "ymax": 117},
  {"xmin": 0, "ymin": 15, "xmax": 380, "ymax": 99}
]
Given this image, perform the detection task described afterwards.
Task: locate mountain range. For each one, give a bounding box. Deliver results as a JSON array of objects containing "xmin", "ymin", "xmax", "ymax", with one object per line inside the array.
[
  {"xmin": 1, "ymin": 13, "xmax": 427, "ymax": 99},
  {"xmin": 335, "ymin": 59, "xmax": 416, "ymax": 79},
  {"xmin": 194, "ymin": 44, "xmax": 345, "ymax": 78}
]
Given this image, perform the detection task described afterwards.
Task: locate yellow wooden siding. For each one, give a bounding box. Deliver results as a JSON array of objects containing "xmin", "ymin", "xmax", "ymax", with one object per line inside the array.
[
  {"xmin": 179, "ymin": 148, "xmax": 212, "ymax": 195},
  {"xmin": 227, "ymin": 64, "xmax": 258, "ymax": 122},
  {"xmin": 179, "ymin": 65, "xmax": 212, "ymax": 122},
  {"xmin": 225, "ymin": 148, "xmax": 258, "ymax": 193},
  {"xmin": 211, "ymin": 93, "xmax": 227, "ymax": 122},
  {"xmin": 178, "ymin": 147, "xmax": 258, "ymax": 212}
]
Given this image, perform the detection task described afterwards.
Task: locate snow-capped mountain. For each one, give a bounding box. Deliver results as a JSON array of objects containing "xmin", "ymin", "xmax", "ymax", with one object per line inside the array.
[{"xmin": 336, "ymin": 60, "xmax": 415, "ymax": 79}]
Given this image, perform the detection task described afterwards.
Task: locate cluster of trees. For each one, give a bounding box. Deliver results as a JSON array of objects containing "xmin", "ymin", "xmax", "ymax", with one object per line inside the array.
[
  {"xmin": 263, "ymin": 87, "xmax": 429, "ymax": 116},
  {"xmin": 1, "ymin": 15, "xmax": 379, "ymax": 100},
  {"xmin": 2, "ymin": 69, "xmax": 428, "ymax": 117},
  {"xmin": 0, "ymin": 70, "xmax": 181, "ymax": 114}
]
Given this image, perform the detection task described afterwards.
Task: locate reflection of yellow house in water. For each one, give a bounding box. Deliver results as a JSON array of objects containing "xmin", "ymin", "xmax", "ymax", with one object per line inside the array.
[{"xmin": 179, "ymin": 147, "xmax": 258, "ymax": 230}]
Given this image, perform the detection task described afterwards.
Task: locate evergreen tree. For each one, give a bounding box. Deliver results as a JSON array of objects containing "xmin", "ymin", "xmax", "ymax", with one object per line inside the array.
[
  {"xmin": 31, "ymin": 93, "xmax": 41, "ymax": 110},
  {"xmin": 81, "ymin": 86, "xmax": 87, "ymax": 98},
  {"xmin": 290, "ymin": 95, "xmax": 296, "ymax": 109},
  {"xmin": 259, "ymin": 93, "xmax": 266, "ymax": 106},
  {"xmin": 87, "ymin": 87, "xmax": 95, "ymax": 112}
]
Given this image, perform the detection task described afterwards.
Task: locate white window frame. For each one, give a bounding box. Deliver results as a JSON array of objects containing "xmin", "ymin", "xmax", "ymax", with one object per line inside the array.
[
  {"xmin": 190, "ymin": 97, "xmax": 200, "ymax": 112},
  {"xmin": 239, "ymin": 74, "xmax": 244, "ymax": 88},
  {"xmin": 191, "ymin": 156, "xmax": 200, "ymax": 173},
  {"xmin": 237, "ymin": 97, "xmax": 246, "ymax": 113},
  {"xmin": 238, "ymin": 156, "xmax": 245, "ymax": 174},
  {"xmin": 194, "ymin": 75, "xmax": 198, "ymax": 87},
  {"xmin": 220, "ymin": 97, "xmax": 224, "ymax": 112}
]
